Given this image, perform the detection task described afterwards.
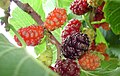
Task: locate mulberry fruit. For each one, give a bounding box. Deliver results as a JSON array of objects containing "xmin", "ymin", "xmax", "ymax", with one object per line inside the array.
[
  {"xmin": 44, "ymin": 8, "xmax": 67, "ymax": 31},
  {"xmin": 70, "ymin": 0, "xmax": 90, "ymax": 15},
  {"xmin": 55, "ymin": 59, "xmax": 80, "ymax": 76},
  {"xmin": 62, "ymin": 32, "xmax": 90, "ymax": 59},
  {"xmin": 61, "ymin": 19, "xmax": 81, "ymax": 43},
  {"xmin": 78, "ymin": 52, "xmax": 101, "ymax": 70},
  {"xmin": 14, "ymin": 25, "xmax": 44, "ymax": 46}
]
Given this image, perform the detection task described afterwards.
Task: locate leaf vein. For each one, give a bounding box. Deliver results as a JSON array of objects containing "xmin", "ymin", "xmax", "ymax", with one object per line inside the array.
[
  {"xmin": 108, "ymin": 7, "xmax": 120, "ymax": 19},
  {"xmin": 0, "ymin": 47, "xmax": 18, "ymax": 59},
  {"xmin": 13, "ymin": 56, "xmax": 30, "ymax": 76}
]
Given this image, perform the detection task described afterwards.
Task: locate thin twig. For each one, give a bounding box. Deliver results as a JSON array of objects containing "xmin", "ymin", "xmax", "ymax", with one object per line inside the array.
[
  {"xmin": 4, "ymin": 11, "xmax": 10, "ymax": 31},
  {"xmin": 48, "ymin": 31, "xmax": 61, "ymax": 60},
  {"xmin": 9, "ymin": 24, "xmax": 26, "ymax": 47}
]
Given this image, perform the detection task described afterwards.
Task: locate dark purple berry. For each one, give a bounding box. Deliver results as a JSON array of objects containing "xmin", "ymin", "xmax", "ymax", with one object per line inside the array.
[
  {"xmin": 55, "ymin": 59, "xmax": 80, "ymax": 76},
  {"xmin": 62, "ymin": 32, "xmax": 90, "ymax": 59}
]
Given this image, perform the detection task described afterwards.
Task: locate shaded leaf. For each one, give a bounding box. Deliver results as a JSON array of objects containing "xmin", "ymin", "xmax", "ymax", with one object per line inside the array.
[
  {"xmin": 104, "ymin": 0, "xmax": 120, "ymax": 35},
  {"xmin": 0, "ymin": 34, "xmax": 58, "ymax": 76},
  {"xmin": 110, "ymin": 67, "xmax": 120, "ymax": 76},
  {"xmin": 100, "ymin": 29, "xmax": 120, "ymax": 58},
  {"xmin": 101, "ymin": 58, "xmax": 120, "ymax": 70},
  {"xmin": 101, "ymin": 30, "xmax": 120, "ymax": 44},
  {"xmin": 109, "ymin": 44, "xmax": 120, "ymax": 59}
]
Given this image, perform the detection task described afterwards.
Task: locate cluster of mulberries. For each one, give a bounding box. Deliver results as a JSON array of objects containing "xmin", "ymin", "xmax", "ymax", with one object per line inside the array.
[{"xmin": 13, "ymin": 0, "xmax": 110, "ymax": 76}]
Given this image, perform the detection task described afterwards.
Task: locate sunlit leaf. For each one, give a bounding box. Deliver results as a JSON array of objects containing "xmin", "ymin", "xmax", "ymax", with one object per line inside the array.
[{"xmin": 9, "ymin": 0, "xmax": 45, "ymax": 35}]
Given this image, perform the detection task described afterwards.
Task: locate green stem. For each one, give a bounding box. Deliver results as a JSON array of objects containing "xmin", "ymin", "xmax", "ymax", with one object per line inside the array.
[
  {"xmin": 91, "ymin": 19, "xmax": 106, "ymax": 24},
  {"xmin": 82, "ymin": 15, "xmax": 94, "ymax": 30},
  {"xmin": 9, "ymin": 24, "xmax": 26, "ymax": 48}
]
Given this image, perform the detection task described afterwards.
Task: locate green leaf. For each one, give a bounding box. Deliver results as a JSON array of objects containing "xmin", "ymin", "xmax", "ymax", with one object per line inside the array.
[
  {"xmin": 80, "ymin": 71, "xmax": 87, "ymax": 76},
  {"xmin": 57, "ymin": 0, "xmax": 73, "ymax": 9},
  {"xmin": 110, "ymin": 67, "xmax": 120, "ymax": 76},
  {"xmin": 0, "ymin": 34, "xmax": 58, "ymax": 76},
  {"xmin": 34, "ymin": 42, "xmax": 46, "ymax": 55},
  {"xmin": 101, "ymin": 58, "xmax": 120, "ymax": 70},
  {"xmin": 102, "ymin": 30, "xmax": 120, "ymax": 44},
  {"xmin": 42, "ymin": 0, "xmax": 56, "ymax": 17},
  {"xmin": 95, "ymin": 28, "xmax": 107, "ymax": 45},
  {"xmin": 52, "ymin": 28, "xmax": 62, "ymax": 42},
  {"xmin": 51, "ymin": 45, "xmax": 57, "ymax": 64},
  {"xmin": 104, "ymin": 0, "xmax": 120, "ymax": 35},
  {"xmin": 34, "ymin": 36, "xmax": 46, "ymax": 55},
  {"xmin": 89, "ymin": 67, "xmax": 120, "ymax": 76},
  {"xmin": 9, "ymin": 0, "xmax": 45, "ymax": 35},
  {"xmin": 100, "ymin": 29, "xmax": 120, "ymax": 58},
  {"xmin": 109, "ymin": 44, "xmax": 120, "ymax": 59}
]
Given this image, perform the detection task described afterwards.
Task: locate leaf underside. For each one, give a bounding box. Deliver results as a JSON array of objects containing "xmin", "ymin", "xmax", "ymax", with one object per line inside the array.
[{"xmin": 0, "ymin": 34, "xmax": 58, "ymax": 76}]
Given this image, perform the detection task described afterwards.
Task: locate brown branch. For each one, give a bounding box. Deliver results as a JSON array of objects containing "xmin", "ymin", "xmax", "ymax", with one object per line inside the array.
[
  {"xmin": 13, "ymin": 0, "xmax": 61, "ymax": 60},
  {"xmin": 4, "ymin": 10, "xmax": 10, "ymax": 31},
  {"xmin": 13, "ymin": 0, "xmax": 43, "ymax": 25},
  {"xmin": 48, "ymin": 31, "xmax": 61, "ymax": 60}
]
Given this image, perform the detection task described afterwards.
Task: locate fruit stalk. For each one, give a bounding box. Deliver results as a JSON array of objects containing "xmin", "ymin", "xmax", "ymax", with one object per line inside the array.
[
  {"xmin": 13, "ymin": 0, "xmax": 62, "ymax": 59},
  {"xmin": 9, "ymin": 24, "xmax": 26, "ymax": 47},
  {"xmin": 82, "ymin": 14, "xmax": 93, "ymax": 30},
  {"xmin": 91, "ymin": 19, "xmax": 106, "ymax": 24}
]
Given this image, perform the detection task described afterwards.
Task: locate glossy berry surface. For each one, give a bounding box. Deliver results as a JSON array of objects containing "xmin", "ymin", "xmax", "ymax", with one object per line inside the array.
[
  {"xmin": 62, "ymin": 32, "xmax": 90, "ymax": 59},
  {"xmin": 44, "ymin": 8, "xmax": 67, "ymax": 31},
  {"xmin": 55, "ymin": 59, "xmax": 80, "ymax": 76},
  {"xmin": 70, "ymin": 0, "xmax": 90, "ymax": 15},
  {"xmin": 78, "ymin": 52, "xmax": 101, "ymax": 70},
  {"xmin": 61, "ymin": 19, "xmax": 81, "ymax": 43},
  {"xmin": 14, "ymin": 25, "xmax": 44, "ymax": 46}
]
